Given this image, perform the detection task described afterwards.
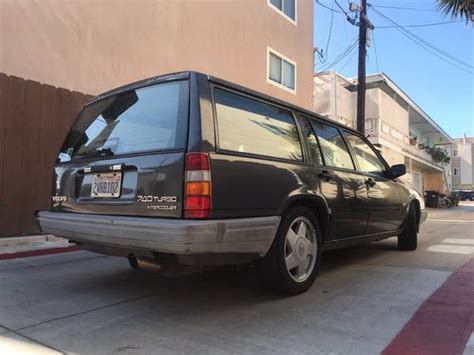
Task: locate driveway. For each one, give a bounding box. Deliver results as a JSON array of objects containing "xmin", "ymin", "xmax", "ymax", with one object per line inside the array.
[{"xmin": 0, "ymin": 204, "xmax": 473, "ymax": 354}]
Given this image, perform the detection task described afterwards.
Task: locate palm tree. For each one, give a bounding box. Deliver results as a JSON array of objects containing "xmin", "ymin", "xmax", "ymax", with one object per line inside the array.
[{"xmin": 437, "ymin": 0, "xmax": 473, "ymax": 22}]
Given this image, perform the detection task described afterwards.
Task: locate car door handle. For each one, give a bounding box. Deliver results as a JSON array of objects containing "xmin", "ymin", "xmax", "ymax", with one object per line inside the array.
[
  {"xmin": 365, "ymin": 178, "xmax": 376, "ymax": 187},
  {"xmin": 319, "ymin": 170, "xmax": 334, "ymax": 181}
]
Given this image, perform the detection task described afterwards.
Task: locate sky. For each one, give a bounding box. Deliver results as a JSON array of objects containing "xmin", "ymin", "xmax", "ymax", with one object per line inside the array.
[{"xmin": 313, "ymin": 0, "xmax": 474, "ymax": 138}]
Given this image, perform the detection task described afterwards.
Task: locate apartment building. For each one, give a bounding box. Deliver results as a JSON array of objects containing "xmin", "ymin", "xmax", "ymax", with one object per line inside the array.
[
  {"xmin": 0, "ymin": 0, "xmax": 314, "ymax": 109},
  {"xmin": 451, "ymin": 136, "xmax": 474, "ymax": 190},
  {"xmin": 314, "ymin": 71, "xmax": 453, "ymax": 194}
]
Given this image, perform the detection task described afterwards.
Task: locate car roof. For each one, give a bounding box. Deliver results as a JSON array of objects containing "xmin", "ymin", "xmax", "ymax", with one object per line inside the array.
[{"xmin": 86, "ymin": 71, "xmax": 363, "ymax": 137}]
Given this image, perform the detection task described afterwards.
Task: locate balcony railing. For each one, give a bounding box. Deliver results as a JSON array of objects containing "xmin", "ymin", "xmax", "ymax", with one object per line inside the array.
[{"xmin": 365, "ymin": 118, "xmax": 443, "ymax": 168}]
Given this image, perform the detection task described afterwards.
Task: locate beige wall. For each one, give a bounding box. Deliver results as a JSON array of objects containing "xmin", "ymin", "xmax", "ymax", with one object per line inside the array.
[
  {"xmin": 451, "ymin": 138, "xmax": 474, "ymax": 189},
  {"xmin": 377, "ymin": 90, "xmax": 409, "ymax": 135},
  {"xmin": 0, "ymin": 0, "xmax": 314, "ymax": 109}
]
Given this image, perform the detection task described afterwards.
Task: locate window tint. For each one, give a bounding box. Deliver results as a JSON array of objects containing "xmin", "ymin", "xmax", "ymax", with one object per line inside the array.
[
  {"xmin": 214, "ymin": 88, "xmax": 303, "ymax": 161},
  {"xmin": 343, "ymin": 132, "xmax": 386, "ymax": 174},
  {"xmin": 311, "ymin": 121, "xmax": 354, "ymax": 170},
  {"xmin": 268, "ymin": 50, "xmax": 296, "ymax": 91},
  {"xmin": 61, "ymin": 81, "xmax": 189, "ymax": 160},
  {"xmin": 299, "ymin": 116, "xmax": 322, "ymax": 165},
  {"xmin": 270, "ymin": 0, "xmax": 296, "ymax": 20}
]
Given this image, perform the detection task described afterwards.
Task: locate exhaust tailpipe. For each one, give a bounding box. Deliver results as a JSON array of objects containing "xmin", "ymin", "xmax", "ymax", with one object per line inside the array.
[{"xmin": 128, "ymin": 254, "xmax": 161, "ymax": 273}]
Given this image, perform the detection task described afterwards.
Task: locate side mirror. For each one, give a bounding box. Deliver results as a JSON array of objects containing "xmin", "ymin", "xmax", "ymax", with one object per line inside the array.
[{"xmin": 389, "ymin": 164, "xmax": 406, "ymax": 179}]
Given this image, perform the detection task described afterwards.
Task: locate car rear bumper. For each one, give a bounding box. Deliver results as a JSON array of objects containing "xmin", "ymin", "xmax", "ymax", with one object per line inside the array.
[{"xmin": 37, "ymin": 211, "xmax": 280, "ymax": 257}]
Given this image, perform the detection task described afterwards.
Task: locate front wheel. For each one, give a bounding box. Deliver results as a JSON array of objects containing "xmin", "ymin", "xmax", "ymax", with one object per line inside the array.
[{"xmin": 257, "ymin": 207, "xmax": 322, "ymax": 295}]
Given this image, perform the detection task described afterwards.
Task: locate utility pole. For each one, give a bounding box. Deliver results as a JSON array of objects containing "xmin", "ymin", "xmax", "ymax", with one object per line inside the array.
[
  {"xmin": 340, "ymin": 1, "xmax": 374, "ymax": 134},
  {"xmin": 356, "ymin": 0, "xmax": 368, "ymax": 135}
]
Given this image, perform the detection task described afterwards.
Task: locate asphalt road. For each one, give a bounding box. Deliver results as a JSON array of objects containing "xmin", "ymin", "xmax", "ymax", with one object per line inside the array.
[{"xmin": 0, "ymin": 203, "xmax": 473, "ymax": 355}]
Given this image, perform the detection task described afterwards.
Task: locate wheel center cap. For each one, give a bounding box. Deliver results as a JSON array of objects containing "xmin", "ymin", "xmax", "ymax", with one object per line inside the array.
[{"xmin": 296, "ymin": 238, "xmax": 306, "ymax": 258}]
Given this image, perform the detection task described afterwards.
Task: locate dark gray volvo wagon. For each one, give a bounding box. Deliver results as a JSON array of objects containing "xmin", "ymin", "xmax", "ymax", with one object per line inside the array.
[{"xmin": 38, "ymin": 72, "xmax": 426, "ymax": 294}]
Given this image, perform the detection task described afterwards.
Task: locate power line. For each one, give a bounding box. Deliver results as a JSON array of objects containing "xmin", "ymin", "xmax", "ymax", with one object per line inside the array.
[
  {"xmin": 319, "ymin": 38, "xmax": 359, "ymax": 71},
  {"xmin": 338, "ymin": 44, "xmax": 358, "ymax": 72},
  {"xmin": 377, "ymin": 20, "xmax": 463, "ymax": 29},
  {"xmin": 369, "ymin": 6, "xmax": 474, "ymax": 75},
  {"xmin": 371, "ymin": 6, "xmax": 473, "ymax": 69},
  {"xmin": 372, "ymin": 30, "xmax": 379, "ymax": 73},
  {"xmin": 315, "ymin": 0, "xmax": 344, "ymax": 13},
  {"xmin": 334, "ymin": 0, "xmax": 350, "ymax": 16},
  {"xmin": 369, "ymin": 4, "xmax": 437, "ymax": 12},
  {"xmin": 325, "ymin": 1, "xmax": 335, "ymax": 57}
]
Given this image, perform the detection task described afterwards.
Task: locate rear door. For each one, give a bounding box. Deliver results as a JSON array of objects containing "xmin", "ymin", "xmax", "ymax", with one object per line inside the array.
[
  {"xmin": 303, "ymin": 117, "xmax": 368, "ymax": 240},
  {"xmin": 342, "ymin": 130, "xmax": 404, "ymax": 233},
  {"xmin": 53, "ymin": 78, "xmax": 190, "ymax": 218},
  {"xmin": 209, "ymin": 86, "xmax": 307, "ymax": 218}
]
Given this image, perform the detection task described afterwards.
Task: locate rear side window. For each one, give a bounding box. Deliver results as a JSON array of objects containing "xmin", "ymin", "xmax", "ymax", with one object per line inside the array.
[
  {"xmin": 213, "ymin": 88, "xmax": 303, "ymax": 161},
  {"xmin": 60, "ymin": 80, "xmax": 189, "ymax": 161},
  {"xmin": 310, "ymin": 121, "xmax": 354, "ymax": 170}
]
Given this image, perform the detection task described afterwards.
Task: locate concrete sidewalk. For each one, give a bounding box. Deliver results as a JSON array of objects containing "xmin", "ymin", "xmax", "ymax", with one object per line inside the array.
[{"xmin": 0, "ymin": 204, "xmax": 472, "ymax": 354}]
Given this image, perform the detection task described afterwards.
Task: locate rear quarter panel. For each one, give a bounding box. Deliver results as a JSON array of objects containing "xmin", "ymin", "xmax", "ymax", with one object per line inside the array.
[{"xmin": 210, "ymin": 153, "xmax": 315, "ymax": 218}]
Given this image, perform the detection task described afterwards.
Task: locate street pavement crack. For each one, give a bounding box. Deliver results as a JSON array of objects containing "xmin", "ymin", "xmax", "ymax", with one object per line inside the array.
[{"xmin": 15, "ymin": 292, "xmax": 156, "ymax": 332}]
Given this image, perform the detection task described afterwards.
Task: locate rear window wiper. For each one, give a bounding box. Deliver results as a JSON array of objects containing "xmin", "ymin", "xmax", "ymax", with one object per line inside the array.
[{"xmin": 76, "ymin": 147, "xmax": 115, "ymax": 158}]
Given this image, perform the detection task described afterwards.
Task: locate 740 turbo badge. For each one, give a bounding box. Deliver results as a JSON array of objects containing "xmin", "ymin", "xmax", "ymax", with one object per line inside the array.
[
  {"xmin": 137, "ymin": 195, "xmax": 177, "ymax": 203},
  {"xmin": 137, "ymin": 195, "xmax": 178, "ymax": 210}
]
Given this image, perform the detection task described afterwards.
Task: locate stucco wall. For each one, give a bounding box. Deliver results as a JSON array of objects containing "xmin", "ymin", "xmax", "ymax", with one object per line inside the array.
[
  {"xmin": 378, "ymin": 90, "xmax": 409, "ymax": 136},
  {"xmin": 0, "ymin": 0, "xmax": 314, "ymax": 109}
]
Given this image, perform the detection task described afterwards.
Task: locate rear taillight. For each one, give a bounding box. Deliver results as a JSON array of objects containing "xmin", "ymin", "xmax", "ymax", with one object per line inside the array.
[{"xmin": 184, "ymin": 153, "xmax": 211, "ymax": 218}]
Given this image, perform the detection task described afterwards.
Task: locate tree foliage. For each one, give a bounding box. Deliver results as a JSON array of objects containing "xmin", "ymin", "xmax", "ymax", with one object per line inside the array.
[
  {"xmin": 437, "ymin": 0, "xmax": 473, "ymax": 22},
  {"xmin": 425, "ymin": 146, "xmax": 451, "ymax": 165}
]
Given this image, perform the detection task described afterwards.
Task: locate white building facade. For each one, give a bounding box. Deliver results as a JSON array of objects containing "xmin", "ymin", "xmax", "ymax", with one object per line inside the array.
[
  {"xmin": 451, "ymin": 136, "xmax": 474, "ymax": 190},
  {"xmin": 314, "ymin": 71, "xmax": 453, "ymax": 194}
]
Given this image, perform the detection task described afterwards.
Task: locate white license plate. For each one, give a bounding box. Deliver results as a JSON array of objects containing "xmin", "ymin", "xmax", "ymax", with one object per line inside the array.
[{"xmin": 91, "ymin": 172, "xmax": 122, "ymax": 198}]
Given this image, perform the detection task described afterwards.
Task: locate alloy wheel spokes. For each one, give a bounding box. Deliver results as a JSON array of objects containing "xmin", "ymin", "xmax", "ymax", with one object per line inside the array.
[
  {"xmin": 286, "ymin": 227, "xmax": 298, "ymax": 252},
  {"xmin": 285, "ymin": 252, "xmax": 300, "ymax": 271},
  {"xmin": 284, "ymin": 217, "xmax": 318, "ymax": 282}
]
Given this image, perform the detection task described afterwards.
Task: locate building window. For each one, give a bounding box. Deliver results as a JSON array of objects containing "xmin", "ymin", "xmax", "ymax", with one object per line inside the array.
[
  {"xmin": 453, "ymin": 149, "xmax": 458, "ymax": 157},
  {"xmin": 268, "ymin": 0, "xmax": 296, "ymax": 23},
  {"xmin": 268, "ymin": 48, "xmax": 296, "ymax": 93},
  {"xmin": 453, "ymin": 167, "xmax": 459, "ymax": 176}
]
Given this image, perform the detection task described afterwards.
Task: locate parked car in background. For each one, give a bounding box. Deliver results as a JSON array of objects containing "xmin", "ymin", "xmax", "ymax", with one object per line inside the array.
[
  {"xmin": 37, "ymin": 72, "xmax": 426, "ymax": 294},
  {"xmin": 456, "ymin": 190, "xmax": 474, "ymax": 201}
]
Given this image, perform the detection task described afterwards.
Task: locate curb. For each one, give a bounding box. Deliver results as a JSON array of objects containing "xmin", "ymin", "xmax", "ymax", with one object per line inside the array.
[
  {"xmin": 0, "ymin": 234, "xmax": 63, "ymax": 247},
  {"xmin": 0, "ymin": 246, "xmax": 80, "ymax": 261}
]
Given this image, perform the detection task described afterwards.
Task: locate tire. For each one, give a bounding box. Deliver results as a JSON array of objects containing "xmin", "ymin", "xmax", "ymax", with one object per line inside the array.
[
  {"xmin": 398, "ymin": 203, "xmax": 418, "ymax": 251},
  {"xmin": 438, "ymin": 197, "xmax": 450, "ymax": 209},
  {"xmin": 257, "ymin": 206, "xmax": 322, "ymax": 295}
]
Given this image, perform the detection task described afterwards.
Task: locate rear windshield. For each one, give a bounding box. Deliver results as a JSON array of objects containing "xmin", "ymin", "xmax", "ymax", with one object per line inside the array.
[{"xmin": 59, "ymin": 80, "xmax": 189, "ymax": 162}]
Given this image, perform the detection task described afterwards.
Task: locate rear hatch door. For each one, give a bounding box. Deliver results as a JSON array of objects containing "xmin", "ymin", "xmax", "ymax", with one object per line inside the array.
[{"xmin": 52, "ymin": 78, "xmax": 189, "ymax": 218}]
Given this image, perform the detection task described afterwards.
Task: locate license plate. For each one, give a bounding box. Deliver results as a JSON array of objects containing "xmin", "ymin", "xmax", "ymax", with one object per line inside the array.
[{"xmin": 91, "ymin": 172, "xmax": 122, "ymax": 198}]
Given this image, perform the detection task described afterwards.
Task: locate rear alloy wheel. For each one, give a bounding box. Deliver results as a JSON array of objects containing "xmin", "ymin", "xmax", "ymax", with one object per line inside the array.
[
  {"xmin": 284, "ymin": 217, "xmax": 318, "ymax": 282},
  {"xmin": 398, "ymin": 203, "xmax": 418, "ymax": 251},
  {"xmin": 257, "ymin": 207, "xmax": 321, "ymax": 295}
]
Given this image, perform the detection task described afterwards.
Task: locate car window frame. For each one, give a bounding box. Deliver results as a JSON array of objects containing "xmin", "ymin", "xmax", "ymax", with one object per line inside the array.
[
  {"xmin": 340, "ymin": 129, "xmax": 392, "ymax": 178},
  {"xmin": 305, "ymin": 116, "xmax": 357, "ymax": 172},
  {"xmin": 296, "ymin": 114, "xmax": 326, "ymax": 167},
  {"xmin": 210, "ymin": 84, "xmax": 308, "ymax": 165}
]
